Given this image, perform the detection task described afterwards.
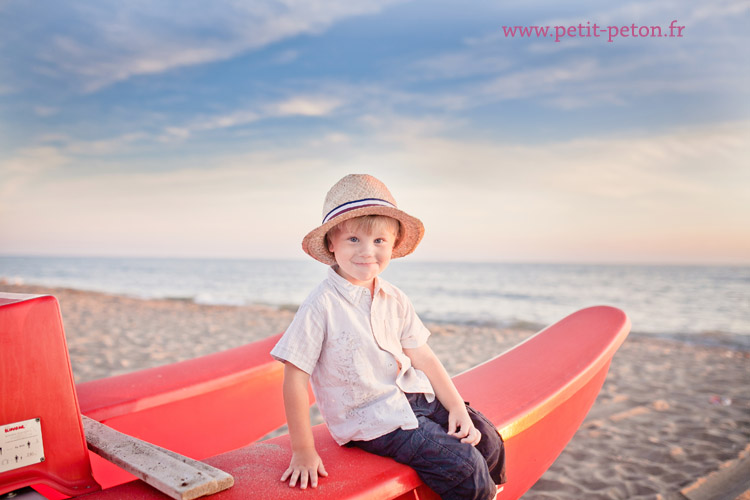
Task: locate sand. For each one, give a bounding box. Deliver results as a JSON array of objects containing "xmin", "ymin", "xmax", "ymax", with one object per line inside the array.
[{"xmin": 3, "ymin": 283, "xmax": 749, "ymax": 499}]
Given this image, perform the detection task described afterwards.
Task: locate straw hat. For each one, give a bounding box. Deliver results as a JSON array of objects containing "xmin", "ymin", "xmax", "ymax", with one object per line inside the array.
[{"xmin": 302, "ymin": 174, "xmax": 425, "ymax": 265}]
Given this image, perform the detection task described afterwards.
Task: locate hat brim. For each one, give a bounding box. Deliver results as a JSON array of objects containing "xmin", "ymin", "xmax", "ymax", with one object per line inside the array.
[{"xmin": 302, "ymin": 206, "xmax": 425, "ymax": 265}]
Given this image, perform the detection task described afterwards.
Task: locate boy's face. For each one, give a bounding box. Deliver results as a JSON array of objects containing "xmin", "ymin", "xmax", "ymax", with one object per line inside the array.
[{"xmin": 327, "ymin": 220, "xmax": 396, "ymax": 290}]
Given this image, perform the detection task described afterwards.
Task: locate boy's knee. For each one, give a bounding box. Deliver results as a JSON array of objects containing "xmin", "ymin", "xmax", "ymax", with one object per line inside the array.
[
  {"xmin": 444, "ymin": 459, "xmax": 496, "ymax": 500},
  {"xmin": 467, "ymin": 407, "xmax": 506, "ymax": 485},
  {"xmin": 468, "ymin": 468, "xmax": 497, "ymax": 500},
  {"xmin": 478, "ymin": 429, "xmax": 506, "ymax": 484}
]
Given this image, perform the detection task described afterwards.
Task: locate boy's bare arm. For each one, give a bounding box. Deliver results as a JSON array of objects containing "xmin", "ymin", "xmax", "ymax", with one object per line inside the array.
[
  {"xmin": 280, "ymin": 362, "xmax": 328, "ymax": 488},
  {"xmin": 403, "ymin": 344, "xmax": 482, "ymax": 446}
]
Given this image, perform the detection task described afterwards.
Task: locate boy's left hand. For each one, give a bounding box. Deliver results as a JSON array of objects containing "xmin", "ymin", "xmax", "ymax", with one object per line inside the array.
[{"xmin": 447, "ymin": 408, "xmax": 482, "ymax": 446}]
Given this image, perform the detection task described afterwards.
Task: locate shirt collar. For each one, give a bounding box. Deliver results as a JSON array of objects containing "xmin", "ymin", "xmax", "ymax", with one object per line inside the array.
[
  {"xmin": 374, "ymin": 276, "xmax": 398, "ymax": 299},
  {"xmin": 327, "ymin": 266, "xmax": 367, "ymax": 305},
  {"xmin": 326, "ymin": 266, "xmax": 397, "ymax": 303}
]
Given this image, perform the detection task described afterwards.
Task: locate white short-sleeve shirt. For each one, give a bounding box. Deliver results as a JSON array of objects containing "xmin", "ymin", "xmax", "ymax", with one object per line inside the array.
[{"xmin": 270, "ymin": 266, "xmax": 435, "ymax": 445}]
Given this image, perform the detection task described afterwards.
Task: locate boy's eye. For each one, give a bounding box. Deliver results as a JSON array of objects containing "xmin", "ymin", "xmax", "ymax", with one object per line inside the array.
[
  {"xmin": 348, "ymin": 237, "xmax": 359, "ymax": 243},
  {"xmin": 374, "ymin": 238, "xmax": 385, "ymax": 244}
]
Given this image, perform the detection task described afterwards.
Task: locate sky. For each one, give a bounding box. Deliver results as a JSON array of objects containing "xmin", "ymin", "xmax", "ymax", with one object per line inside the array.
[{"xmin": 1, "ymin": 0, "xmax": 749, "ymax": 264}]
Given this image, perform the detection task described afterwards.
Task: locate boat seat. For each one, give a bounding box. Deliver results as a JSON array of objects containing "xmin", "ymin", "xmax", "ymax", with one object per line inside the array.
[
  {"xmin": 0, "ymin": 293, "xmax": 101, "ymax": 497},
  {"xmin": 76, "ymin": 332, "xmax": 294, "ymax": 490}
]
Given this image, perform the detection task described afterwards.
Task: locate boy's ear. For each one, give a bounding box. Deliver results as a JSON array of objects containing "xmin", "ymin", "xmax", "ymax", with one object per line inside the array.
[{"xmin": 326, "ymin": 234, "xmax": 335, "ymax": 254}]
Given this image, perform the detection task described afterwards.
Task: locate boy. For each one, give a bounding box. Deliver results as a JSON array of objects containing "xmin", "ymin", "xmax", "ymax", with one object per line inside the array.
[{"xmin": 271, "ymin": 174, "xmax": 505, "ymax": 499}]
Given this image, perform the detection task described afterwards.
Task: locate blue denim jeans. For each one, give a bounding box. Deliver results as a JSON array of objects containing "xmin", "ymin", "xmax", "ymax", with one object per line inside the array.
[{"xmin": 348, "ymin": 393, "xmax": 506, "ymax": 500}]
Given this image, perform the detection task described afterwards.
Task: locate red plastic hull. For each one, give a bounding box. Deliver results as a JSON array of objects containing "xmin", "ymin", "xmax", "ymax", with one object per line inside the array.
[
  {"xmin": 75, "ymin": 305, "xmax": 630, "ymax": 500},
  {"xmin": 75, "ymin": 333, "xmax": 297, "ymax": 490},
  {"xmin": 0, "ymin": 295, "xmax": 100, "ymax": 497}
]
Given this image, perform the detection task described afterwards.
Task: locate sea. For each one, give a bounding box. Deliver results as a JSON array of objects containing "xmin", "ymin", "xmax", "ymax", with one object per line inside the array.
[{"xmin": 1, "ymin": 256, "xmax": 748, "ymax": 348}]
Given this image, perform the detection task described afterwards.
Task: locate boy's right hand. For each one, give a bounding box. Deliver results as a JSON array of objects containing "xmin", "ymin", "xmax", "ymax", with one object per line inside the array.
[{"xmin": 281, "ymin": 448, "xmax": 328, "ymax": 489}]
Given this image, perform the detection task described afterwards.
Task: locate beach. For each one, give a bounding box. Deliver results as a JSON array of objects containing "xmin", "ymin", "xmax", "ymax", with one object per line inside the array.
[{"xmin": 4, "ymin": 283, "xmax": 749, "ymax": 499}]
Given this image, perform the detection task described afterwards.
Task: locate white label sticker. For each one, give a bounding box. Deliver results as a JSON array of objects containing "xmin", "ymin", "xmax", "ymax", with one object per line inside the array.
[{"xmin": 1, "ymin": 418, "xmax": 45, "ymax": 473}]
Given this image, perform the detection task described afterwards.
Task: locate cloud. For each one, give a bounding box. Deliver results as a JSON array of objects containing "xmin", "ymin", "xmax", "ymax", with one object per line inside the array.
[
  {"xmin": 10, "ymin": 93, "xmax": 346, "ymax": 154},
  {"xmin": 352, "ymin": 114, "xmax": 749, "ymax": 225},
  {"xmin": 19, "ymin": 0, "xmax": 407, "ymax": 92},
  {"xmin": 389, "ymin": 120, "xmax": 750, "ymax": 262},
  {"xmin": 62, "ymin": 133, "xmax": 149, "ymax": 155},
  {"xmin": 539, "ymin": 0, "xmax": 747, "ymax": 29},
  {"xmin": 689, "ymin": 0, "xmax": 750, "ymax": 22},
  {"xmin": 0, "ymin": 146, "xmax": 70, "ymax": 201},
  {"xmin": 152, "ymin": 94, "xmax": 344, "ymax": 141},
  {"xmin": 408, "ymin": 0, "xmax": 749, "ymax": 112},
  {"xmin": 2, "ymin": 117, "xmax": 748, "ymax": 262},
  {"xmin": 0, "ymin": 147, "xmax": 330, "ymax": 258},
  {"xmin": 481, "ymin": 58, "xmax": 600, "ymax": 101},
  {"xmin": 192, "ymin": 110, "xmax": 262, "ymax": 132},
  {"xmin": 44, "ymin": 35, "xmax": 226, "ymax": 93},
  {"xmin": 273, "ymin": 49, "xmax": 300, "ymax": 64},
  {"xmin": 410, "ymin": 51, "xmax": 512, "ymax": 81},
  {"xmin": 394, "ymin": 118, "xmax": 749, "ymax": 194},
  {"xmin": 33, "ymin": 106, "xmax": 60, "ymax": 117},
  {"xmin": 273, "ymin": 96, "xmax": 342, "ymax": 117}
]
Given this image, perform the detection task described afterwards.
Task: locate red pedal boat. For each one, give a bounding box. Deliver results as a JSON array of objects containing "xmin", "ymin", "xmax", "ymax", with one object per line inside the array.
[{"xmin": 0, "ymin": 293, "xmax": 630, "ymax": 499}]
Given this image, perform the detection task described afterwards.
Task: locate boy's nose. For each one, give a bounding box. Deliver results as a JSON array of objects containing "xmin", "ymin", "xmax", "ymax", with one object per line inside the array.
[{"xmin": 359, "ymin": 241, "xmax": 375, "ymax": 256}]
